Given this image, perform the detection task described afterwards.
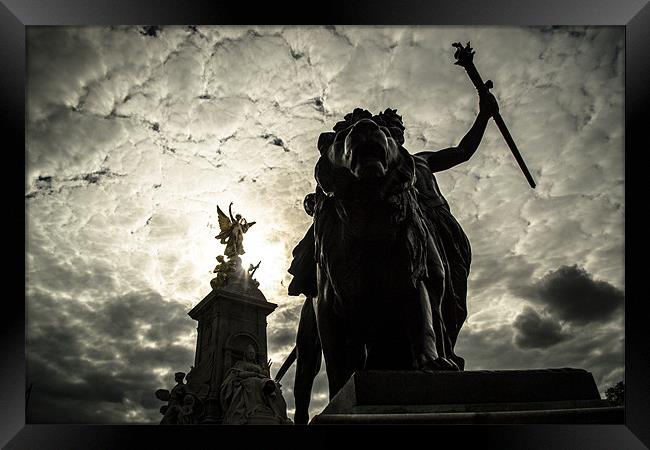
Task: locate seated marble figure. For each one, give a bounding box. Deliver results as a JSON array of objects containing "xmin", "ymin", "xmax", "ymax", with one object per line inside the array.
[{"xmin": 219, "ymin": 344, "xmax": 291, "ymax": 424}]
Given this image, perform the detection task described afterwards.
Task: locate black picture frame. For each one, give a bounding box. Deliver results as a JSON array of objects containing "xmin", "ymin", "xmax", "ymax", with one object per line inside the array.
[{"xmin": 4, "ymin": 0, "xmax": 648, "ymax": 448}]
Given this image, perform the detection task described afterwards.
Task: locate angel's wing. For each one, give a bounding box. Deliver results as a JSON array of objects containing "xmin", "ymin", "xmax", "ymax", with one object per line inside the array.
[{"xmin": 215, "ymin": 206, "xmax": 232, "ymax": 239}]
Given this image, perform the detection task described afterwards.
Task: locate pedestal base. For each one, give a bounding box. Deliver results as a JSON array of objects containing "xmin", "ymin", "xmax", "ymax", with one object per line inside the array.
[{"xmin": 311, "ymin": 369, "xmax": 623, "ymax": 424}]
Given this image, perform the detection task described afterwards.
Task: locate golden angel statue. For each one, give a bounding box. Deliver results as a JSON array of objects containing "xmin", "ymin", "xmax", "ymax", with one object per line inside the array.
[{"xmin": 215, "ymin": 202, "xmax": 256, "ymax": 259}]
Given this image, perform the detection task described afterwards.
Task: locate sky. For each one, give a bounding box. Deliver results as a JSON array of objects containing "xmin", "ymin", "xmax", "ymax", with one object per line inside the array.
[{"xmin": 25, "ymin": 25, "xmax": 624, "ymax": 423}]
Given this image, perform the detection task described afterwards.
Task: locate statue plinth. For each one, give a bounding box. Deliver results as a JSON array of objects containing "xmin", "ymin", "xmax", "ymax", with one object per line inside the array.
[
  {"xmin": 311, "ymin": 369, "xmax": 623, "ymax": 424},
  {"xmin": 183, "ymin": 280, "xmax": 277, "ymax": 423}
]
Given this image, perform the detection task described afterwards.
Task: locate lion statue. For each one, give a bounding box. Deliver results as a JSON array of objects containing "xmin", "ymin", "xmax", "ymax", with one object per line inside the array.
[{"xmin": 287, "ymin": 95, "xmax": 496, "ymax": 423}]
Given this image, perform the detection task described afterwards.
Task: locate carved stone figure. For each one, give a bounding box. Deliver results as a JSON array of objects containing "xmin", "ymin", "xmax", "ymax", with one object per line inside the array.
[
  {"xmin": 155, "ymin": 371, "xmax": 206, "ymax": 424},
  {"xmin": 219, "ymin": 345, "xmax": 291, "ymax": 425},
  {"xmin": 156, "ymin": 372, "xmax": 188, "ymax": 424},
  {"xmin": 286, "ymin": 87, "xmax": 499, "ymax": 422},
  {"xmin": 176, "ymin": 393, "xmax": 204, "ymax": 424}
]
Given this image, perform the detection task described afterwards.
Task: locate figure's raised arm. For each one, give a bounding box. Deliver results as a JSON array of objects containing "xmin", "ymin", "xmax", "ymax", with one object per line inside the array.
[
  {"xmin": 228, "ymin": 202, "xmax": 235, "ymax": 222},
  {"xmin": 416, "ymin": 90, "xmax": 498, "ymax": 173}
]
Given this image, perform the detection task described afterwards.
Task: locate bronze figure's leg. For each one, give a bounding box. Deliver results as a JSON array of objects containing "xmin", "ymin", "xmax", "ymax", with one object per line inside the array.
[
  {"xmin": 294, "ymin": 297, "xmax": 322, "ymax": 425},
  {"xmin": 422, "ymin": 235, "xmax": 459, "ymax": 371},
  {"xmin": 441, "ymin": 265, "xmax": 468, "ymax": 370},
  {"xmin": 411, "ymin": 281, "xmax": 440, "ymax": 368}
]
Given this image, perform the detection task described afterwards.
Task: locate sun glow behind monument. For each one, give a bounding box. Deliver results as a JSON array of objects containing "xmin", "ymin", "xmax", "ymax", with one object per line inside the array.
[{"xmin": 238, "ymin": 232, "xmax": 286, "ymax": 293}]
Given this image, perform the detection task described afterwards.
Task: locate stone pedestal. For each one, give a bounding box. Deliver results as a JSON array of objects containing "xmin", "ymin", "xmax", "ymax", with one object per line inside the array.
[
  {"xmin": 184, "ymin": 276, "xmax": 277, "ymax": 423},
  {"xmin": 311, "ymin": 369, "xmax": 623, "ymax": 424}
]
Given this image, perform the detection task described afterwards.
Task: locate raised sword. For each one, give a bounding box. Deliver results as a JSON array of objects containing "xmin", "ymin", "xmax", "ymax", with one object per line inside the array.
[{"xmin": 453, "ymin": 41, "xmax": 536, "ymax": 189}]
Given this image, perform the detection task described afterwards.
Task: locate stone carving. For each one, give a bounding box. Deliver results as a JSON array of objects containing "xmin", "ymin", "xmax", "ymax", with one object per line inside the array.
[
  {"xmin": 155, "ymin": 371, "xmax": 205, "ymax": 424},
  {"xmin": 219, "ymin": 344, "xmax": 292, "ymax": 425},
  {"xmin": 176, "ymin": 392, "xmax": 204, "ymax": 424}
]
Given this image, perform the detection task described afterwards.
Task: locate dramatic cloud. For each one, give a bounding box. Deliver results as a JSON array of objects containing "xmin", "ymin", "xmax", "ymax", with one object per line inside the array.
[
  {"xmin": 456, "ymin": 319, "xmax": 624, "ymax": 396},
  {"xmin": 456, "ymin": 263, "xmax": 624, "ymax": 396},
  {"xmin": 26, "ymin": 288, "xmax": 195, "ymax": 423},
  {"xmin": 513, "ymin": 306, "xmax": 570, "ymax": 349},
  {"xmin": 518, "ymin": 264, "xmax": 624, "ymax": 325},
  {"xmin": 25, "ymin": 25, "xmax": 624, "ymax": 423}
]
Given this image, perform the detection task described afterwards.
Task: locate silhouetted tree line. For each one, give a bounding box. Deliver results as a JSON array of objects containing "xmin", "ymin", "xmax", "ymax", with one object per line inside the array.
[{"xmin": 605, "ymin": 381, "xmax": 624, "ymax": 406}]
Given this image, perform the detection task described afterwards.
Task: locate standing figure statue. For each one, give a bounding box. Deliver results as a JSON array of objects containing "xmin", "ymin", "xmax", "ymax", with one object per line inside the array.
[
  {"xmin": 219, "ymin": 345, "xmax": 292, "ymax": 425},
  {"xmin": 215, "ymin": 203, "xmax": 256, "ymax": 259}
]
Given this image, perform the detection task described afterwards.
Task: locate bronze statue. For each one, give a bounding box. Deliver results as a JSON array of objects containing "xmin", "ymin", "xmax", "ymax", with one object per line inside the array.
[
  {"xmin": 219, "ymin": 345, "xmax": 291, "ymax": 425},
  {"xmin": 215, "ymin": 202, "xmax": 256, "ymax": 259},
  {"xmin": 285, "ymin": 58, "xmax": 501, "ymax": 423},
  {"xmin": 210, "ymin": 204, "xmax": 260, "ymax": 290},
  {"xmin": 247, "ymin": 261, "xmax": 261, "ymax": 288},
  {"xmin": 211, "ymin": 255, "xmax": 233, "ymax": 289}
]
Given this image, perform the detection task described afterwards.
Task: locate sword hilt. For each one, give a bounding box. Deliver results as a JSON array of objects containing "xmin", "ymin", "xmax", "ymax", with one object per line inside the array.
[
  {"xmin": 453, "ymin": 42, "xmax": 495, "ymax": 98},
  {"xmin": 453, "ymin": 41, "xmax": 486, "ymax": 92}
]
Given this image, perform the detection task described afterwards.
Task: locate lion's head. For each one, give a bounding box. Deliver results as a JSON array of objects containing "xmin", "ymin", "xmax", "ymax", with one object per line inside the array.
[
  {"xmin": 314, "ymin": 108, "xmax": 414, "ymax": 200},
  {"xmin": 312, "ymin": 108, "xmax": 430, "ymax": 297}
]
